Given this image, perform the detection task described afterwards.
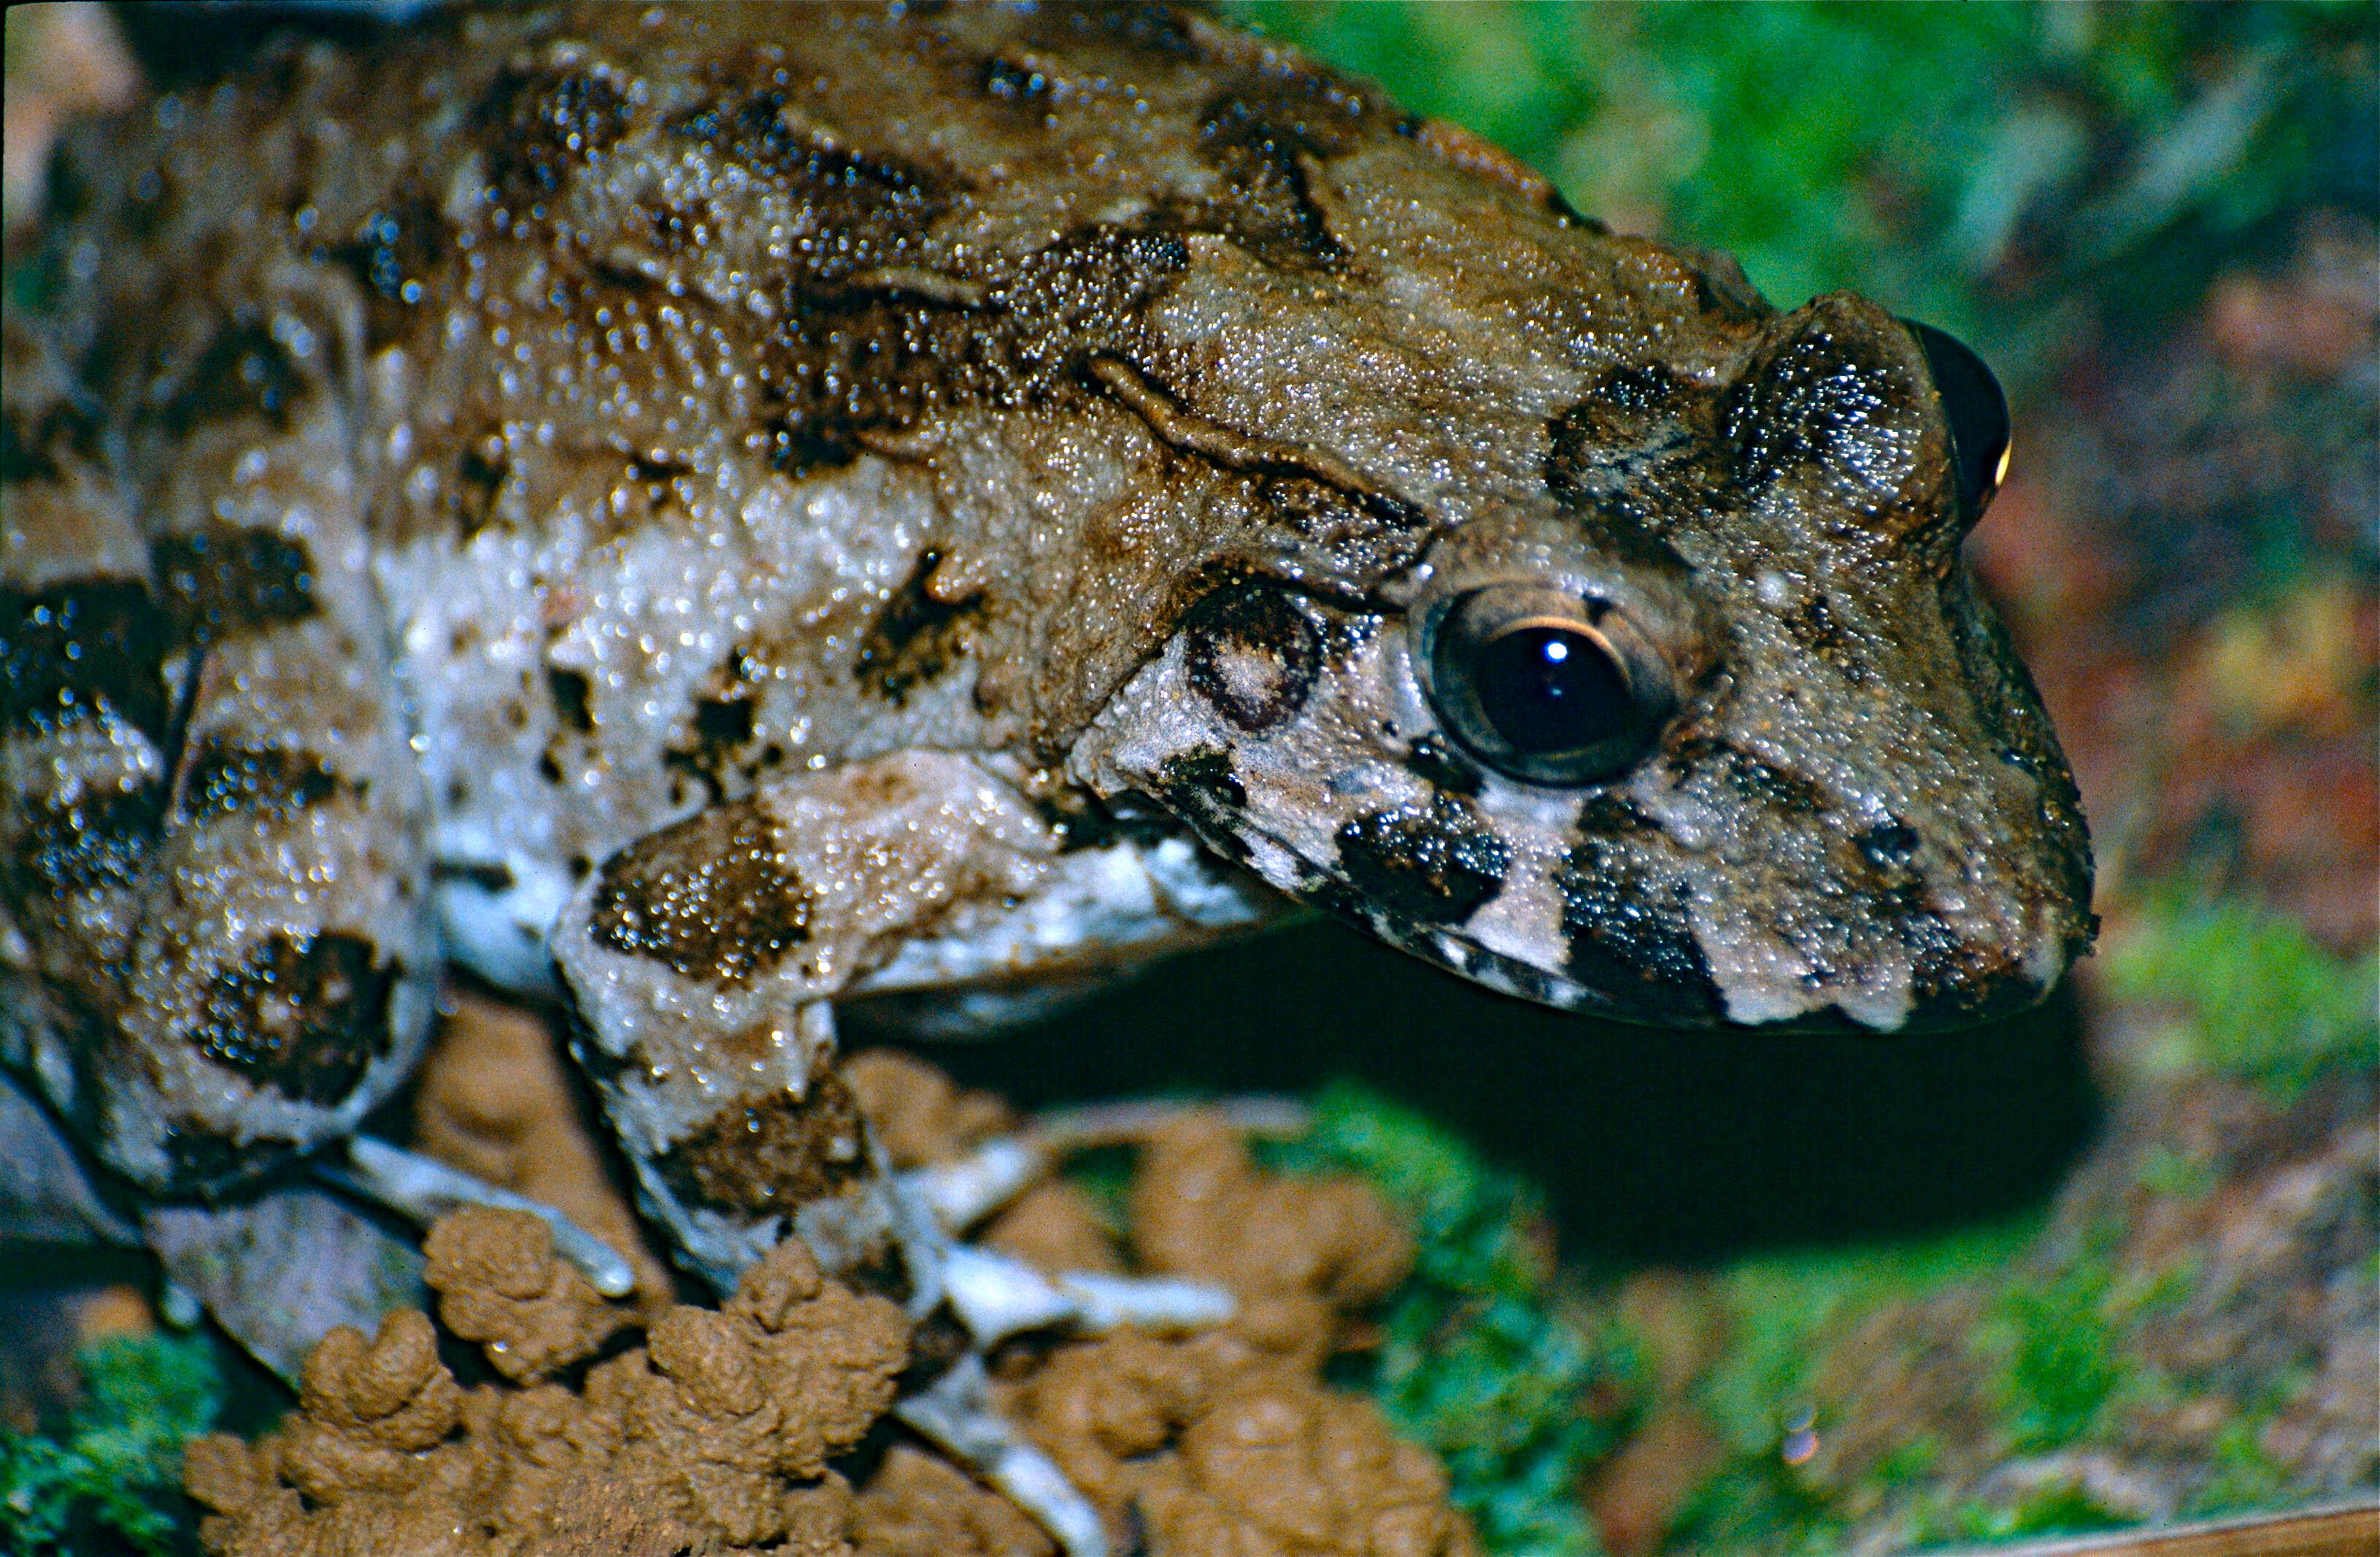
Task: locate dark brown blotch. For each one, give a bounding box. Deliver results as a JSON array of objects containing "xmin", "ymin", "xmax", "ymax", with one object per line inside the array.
[
  {"xmin": 1405, "ymin": 734, "xmax": 1482, "ymax": 798},
  {"xmin": 475, "ymin": 59, "xmax": 633, "ymax": 207},
  {"xmin": 3, "ymin": 398, "xmax": 102, "ymax": 485},
  {"xmin": 8, "ymin": 783, "xmax": 163, "ymax": 899},
  {"xmin": 1028, "ymin": 1, "xmax": 1206, "ymax": 58},
  {"xmin": 855, "ymin": 550, "xmax": 981, "ymax": 705},
  {"xmin": 1855, "ymin": 819, "xmax": 1921, "ymax": 872},
  {"xmin": 1544, "ymin": 364, "xmax": 1706, "ymax": 512},
  {"xmin": 588, "ymin": 804, "xmax": 813, "ymax": 985},
  {"xmin": 177, "ymin": 739, "xmax": 344, "ymax": 826},
  {"xmin": 546, "ymin": 667, "xmax": 595, "ymax": 732},
  {"xmin": 1671, "ymin": 736, "xmax": 1834, "ymax": 820},
  {"xmin": 1195, "ymin": 85, "xmax": 1367, "ymax": 269},
  {"xmin": 669, "ymin": 91, "xmax": 945, "ymax": 281},
  {"xmin": 1242, "ymin": 470, "xmax": 1430, "ymax": 587},
  {"xmin": 190, "ymin": 930, "xmax": 398, "ymax": 1107},
  {"xmin": 1556, "ymin": 795, "xmax": 1723, "ymax": 1020},
  {"xmin": 153, "ymin": 523, "xmax": 318, "ymax": 647},
  {"xmin": 654, "ymin": 1072, "xmax": 867, "ymax": 1216},
  {"xmin": 327, "ymin": 194, "xmax": 448, "ymax": 349},
  {"xmin": 978, "ymin": 55, "xmax": 1054, "ymax": 106},
  {"xmin": 1152, "ymin": 745, "xmax": 1248, "ymax": 856},
  {"xmin": 661, "ymin": 693, "xmax": 756, "ymax": 804},
  {"xmin": 763, "ymin": 224, "xmax": 1185, "ymax": 473},
  {"xmin": 1182, "ymin": 581, "xmax": 1320, "ymax": 732},
  {"xmin": 452, "ymin": 434, "xmax": 509, "ymax": 539},
  {"xmin": 1782, "ymin": 591, "xmax": 1869, "ymax": 684},
  {"xmin": 1722, "ymin": 319, "xmax": 1916, "ymax": 508},
  {"xmin": 431, "ymin": 858, "xmax": 514, "ymax": 893},
  {"xmin": 1333, "ymin": 794, "xmax": 1509, "ymax": 926},
  {"xmin": 161, "ymin": 320, "xmax": 301, "ymax": 434},
  {"xmin": 2, "ymin": 579, "xmax": 173, "ymax": 738}
]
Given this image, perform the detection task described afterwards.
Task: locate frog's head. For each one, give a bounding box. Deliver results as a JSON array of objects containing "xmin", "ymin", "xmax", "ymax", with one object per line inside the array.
[{"xmin": 1077, "ymin": 291, "xmax": 2095, "ymax": 1031}]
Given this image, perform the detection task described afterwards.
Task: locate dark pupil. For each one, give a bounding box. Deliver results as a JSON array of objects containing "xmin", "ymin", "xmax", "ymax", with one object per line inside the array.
[
  {"xmin": 1909, "ymin": 320, "xmax": 2010, "ymax": 518},
  {"xmin": 1472, "ymin": 626, "xmax": 1630, "ymax": 754}
]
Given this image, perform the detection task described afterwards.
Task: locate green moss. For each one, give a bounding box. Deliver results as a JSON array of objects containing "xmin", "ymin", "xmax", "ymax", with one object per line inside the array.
[
  {"xmin": 1269, "ymin": 1082, "xmax": 1644, "ymax": 1557},
  {"xmin": 1667, "ymin": 1220, "xmax": 2037, "ymax": 1555},
  {"xmin": 1987, "ymin": 1261, "xmax": 2124, "ymax": 1452},
  {"xmin": 2136, "ymin": 1144, "xmax": 2219, "ymax": 1199},
  {"xmin": 1911, "ymin": 1480, "xmax": 2136, "ymax": 1548},
  {"xmin": 1, "ymin": 1333, "xmax": 221, "ymax": 1557},
  {"xmin": 1225, "ymin": 1, "xmax": 2368, "ymax": 382},
  {"xmin": 2186, "ymin": 1416, "xmax": 2291, "ymax": 1517},
  {"xmin": 2104, "ymin": 893, "xmax": 2379, "ymax": 1100},
  {"xmin": 1701, "ymin": 1226, "xmax": 2038, "ymax": 1453}
]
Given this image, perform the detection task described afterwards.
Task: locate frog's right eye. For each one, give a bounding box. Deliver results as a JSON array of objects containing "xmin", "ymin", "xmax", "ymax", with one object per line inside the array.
[
  {"xmin": 1422, "ymin": 584, "xmax": 1675, "ymax": 786},
  {"xmin": 1906, "ymin": 320, "xmax": 2011, "ymax": 523}
]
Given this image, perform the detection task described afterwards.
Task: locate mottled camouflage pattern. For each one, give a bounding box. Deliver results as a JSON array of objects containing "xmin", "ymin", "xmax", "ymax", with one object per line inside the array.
[{"xmin": 4, "ymin": 4, "xmax": 2090, "ymax": 1280}]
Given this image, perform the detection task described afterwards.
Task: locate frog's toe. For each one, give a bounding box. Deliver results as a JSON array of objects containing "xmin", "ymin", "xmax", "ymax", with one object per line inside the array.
[
  {"xmin": 897, "ymin": 1353, "xmax": 1112, "ymax": 1557},
  {"xmin": 320, "ymin": 1135, "xmax": 639, "ymax": 1299},
  {"xmin": 936, "ymin": 1240, "xmax": 1233, "ymax": 1345},
  {"xmin": 896, "ymin": 1093, "xmax": 1312, "ymax": 1233}
]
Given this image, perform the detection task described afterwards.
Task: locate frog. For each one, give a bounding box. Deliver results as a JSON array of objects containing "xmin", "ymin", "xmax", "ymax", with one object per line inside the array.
[{"xmin": 2, "ymin": 3, "xmax": 2094, "ymax": 1548}]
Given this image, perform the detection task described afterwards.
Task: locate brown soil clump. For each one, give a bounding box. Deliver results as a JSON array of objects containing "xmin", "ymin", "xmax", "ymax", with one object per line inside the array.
[
  {"xmin": 414, "ymin": 989, "xmax": 677, "ymax": 1311},
  {"xmin": 186, "ymin": 1221, "xmax": 906, "ymax": 1556},
  {"xmin": 993, "ymin": 1116, "xmax": 1463, "ymax": 1556},
  {"xmin": 850, "ymin": 1445, "xmax": 1058, "ymax": 1556},
  {"xmin": 840, "ymin": 1047, "xmax": 1015, "ymax": 1168},
  {"xmin": 185, "ymin": 1056, "xmax": 1471, "ymax": 1557},
  {"xmin": 423, "ymin": 1207, "xmax": 631, "ymax": 1383}
]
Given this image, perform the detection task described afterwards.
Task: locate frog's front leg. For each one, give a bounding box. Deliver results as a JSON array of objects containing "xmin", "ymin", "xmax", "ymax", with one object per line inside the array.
[
  {"xmin": 547, "ymin": 750, "xmax": 1023, "ymax": 1292},
  {"xmin": 548, "ymin": 750, "xmax": 1229, "ymax": 1557}
]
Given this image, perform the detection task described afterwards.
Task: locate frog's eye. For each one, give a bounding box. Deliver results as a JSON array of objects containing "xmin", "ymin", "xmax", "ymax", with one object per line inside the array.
[
  {"xmin": 1423, "ymin": 584, "xmax": 1674, "ymax": 785},
  {"xmin": 1906, "ymin": 320, "xmax": 2011, "ymax": 523}
]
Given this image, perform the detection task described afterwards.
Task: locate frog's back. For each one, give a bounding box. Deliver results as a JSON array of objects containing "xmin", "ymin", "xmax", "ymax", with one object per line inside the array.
[{"xmin": 36, "ymin": 4, "xmax": 1714, "ymax": 945}]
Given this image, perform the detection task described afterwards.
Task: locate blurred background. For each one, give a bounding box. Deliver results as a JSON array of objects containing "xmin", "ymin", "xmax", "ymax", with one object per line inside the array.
[{"xmin": 4, "ymin": 4, "xmax": 2373, "ymax": 1554}]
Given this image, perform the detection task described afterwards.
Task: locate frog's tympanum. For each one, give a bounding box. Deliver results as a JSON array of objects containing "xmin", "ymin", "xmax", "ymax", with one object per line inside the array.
[{"xmin": 3, "ymin": 6, "xmax": 2092, "ymax": 1548}]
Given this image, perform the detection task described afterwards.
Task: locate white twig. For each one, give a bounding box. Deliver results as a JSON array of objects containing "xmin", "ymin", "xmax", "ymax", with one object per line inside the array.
[
  {"xmin": 326, "ymin": 1136, "xmax": 638, "ymax": 1298},
  {"xmin": 896, "ymin": 1354, "xmax": 1109, "ymax": 1557}
]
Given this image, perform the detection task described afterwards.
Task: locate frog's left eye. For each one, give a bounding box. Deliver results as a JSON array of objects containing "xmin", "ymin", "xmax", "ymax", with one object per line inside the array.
[
  {"xmin": 1906, "ymin": 320, "xmax": 2011, "ymax": 523},
  {"xmin": 1423, "ymin": 584, "xmax": 1675, "ymax": 786}
]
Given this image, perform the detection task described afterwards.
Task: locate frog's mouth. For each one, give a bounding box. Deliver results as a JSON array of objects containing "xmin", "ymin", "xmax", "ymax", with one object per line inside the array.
[
  {"xmin": 1354, "ymin": 889, "xmax": 2066, "ymax": 1034},
  {"xmin": 1157, "ymin": 802, "xmax": 1699, "ymax": 1025},
  {"xmin": 1131, "ymin": 714, "xmax": 2082, "ymax": 1037},
  {"xmin": 1193, "ymin": 806, "xmax": 2068, "ymax": 1034}
]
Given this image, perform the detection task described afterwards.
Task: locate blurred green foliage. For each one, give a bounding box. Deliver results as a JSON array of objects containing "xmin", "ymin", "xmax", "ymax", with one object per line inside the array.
[
  {"xmin": 1227, "ymin": 1, "xmax": 2374, "ymax": 380},
  {"xmin": 2106, "ymin": 893, "xmax": 2379, "ymax": 1099},
  {"xmin": 1271, "ymin": 1082, "xmax": 1644, "ymax": 1557},
  {"xmin": 1990, "ymin": 1256, "xmax": 2126, "ymax": 1452},
  {"xmin": 1, "ymin": 1334, "xmax": 220, "ymax": 1557},
  {"xmin": 1913, "ymin": 1479, "xmax": 2136, "ymax": 1548},
  {"xmin": 1671, "ymin": 1220, "xmax": 2036, "ymax": 1554}
]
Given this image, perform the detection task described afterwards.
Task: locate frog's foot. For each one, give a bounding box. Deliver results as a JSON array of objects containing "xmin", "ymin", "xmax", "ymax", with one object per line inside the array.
[
  {"xmin": 851, "ymin": 1096, "xmax": 1323, "ymax": 1557},
  {"xmin": 887, "ymin": 1093, "xmax": 1315, "ymax": 1339},
  {"xmin": 317, "ymin": 1134, "xmax": 638, "ymax": 1299}
]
